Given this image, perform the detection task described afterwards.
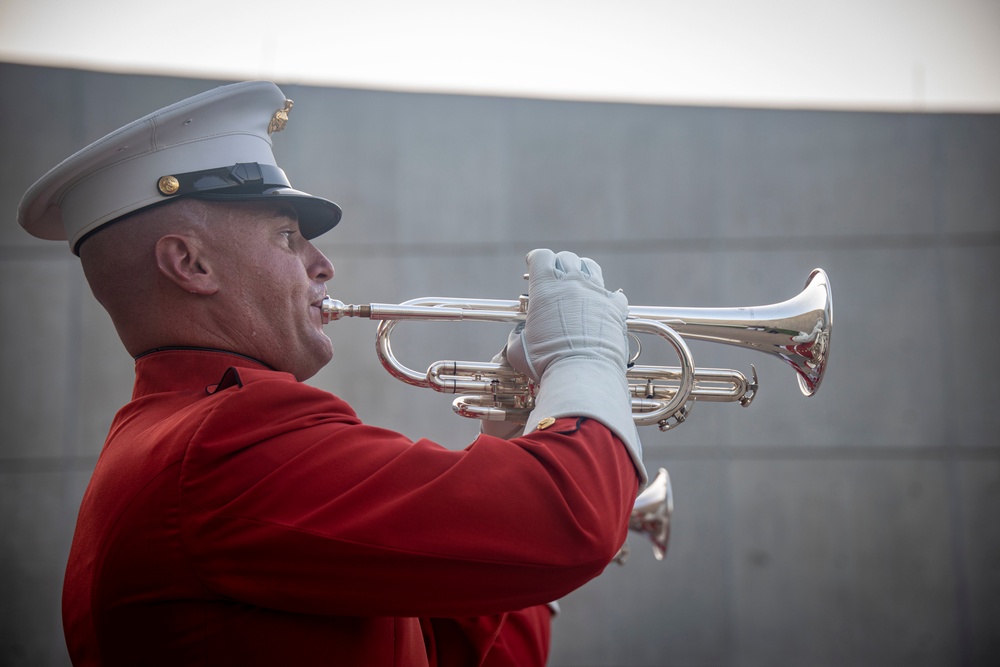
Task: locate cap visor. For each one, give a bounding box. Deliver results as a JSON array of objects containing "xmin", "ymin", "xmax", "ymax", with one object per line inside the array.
[{"xmin": 194, "ymin": 187, "xmax": 342, "ymax": 239}]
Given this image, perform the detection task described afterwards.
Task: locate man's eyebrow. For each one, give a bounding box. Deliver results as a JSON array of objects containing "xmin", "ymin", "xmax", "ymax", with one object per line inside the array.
[{"xmin": 262, "ymin": 202, "xmax": 299, "ymax": 221}]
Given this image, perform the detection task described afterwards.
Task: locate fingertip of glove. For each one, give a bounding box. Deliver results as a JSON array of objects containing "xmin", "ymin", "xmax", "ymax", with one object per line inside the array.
[{"xmin": 525, "ymin": 248, "xmax": 555, "ymax": 263}]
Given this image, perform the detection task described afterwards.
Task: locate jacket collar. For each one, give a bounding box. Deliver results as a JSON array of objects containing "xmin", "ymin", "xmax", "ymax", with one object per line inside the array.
[{"xmin": 131, "ymin": 348, "xmax": 273, "ymax": 399}]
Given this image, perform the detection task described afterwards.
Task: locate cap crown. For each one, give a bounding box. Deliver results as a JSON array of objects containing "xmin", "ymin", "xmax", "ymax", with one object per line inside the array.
[{"xmin": 18, "ymin": 81, "xmax": 339, "ymax": 253}]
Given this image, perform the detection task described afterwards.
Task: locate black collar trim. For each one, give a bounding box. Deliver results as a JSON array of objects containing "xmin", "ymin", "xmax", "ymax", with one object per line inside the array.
[{"xmin": 133, "ymin": 346, "xmax": 273, "ymax": 370}]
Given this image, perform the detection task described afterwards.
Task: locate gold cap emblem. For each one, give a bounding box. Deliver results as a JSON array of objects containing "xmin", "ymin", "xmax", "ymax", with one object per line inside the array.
[{"xmin": 268, "ymin": 99, "xmax": 294, "ymax": 134}]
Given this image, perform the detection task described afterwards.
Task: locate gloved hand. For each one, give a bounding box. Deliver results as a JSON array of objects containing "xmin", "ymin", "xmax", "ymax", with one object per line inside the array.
[{"xmin": 506, "ymin": 249, "xmax": 645, "ymax": 481}]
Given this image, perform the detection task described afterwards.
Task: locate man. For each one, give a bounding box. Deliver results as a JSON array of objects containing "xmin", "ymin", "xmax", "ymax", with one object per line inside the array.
[{"xmin": 18, "ymin": 81, "xmax": 644, "ymax": 666}]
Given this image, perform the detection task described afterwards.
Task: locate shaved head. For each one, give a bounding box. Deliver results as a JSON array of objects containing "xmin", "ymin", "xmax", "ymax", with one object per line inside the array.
[
  {"xmin": 80, "ymin": 199, "xmax": 207, "ymax": 301},
  {"xmin": 79, "ymin": 199, "xmax": 213, "ymax": 355}
]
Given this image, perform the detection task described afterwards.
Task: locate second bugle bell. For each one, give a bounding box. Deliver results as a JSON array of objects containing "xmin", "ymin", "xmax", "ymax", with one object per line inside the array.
[{"xmin": 322, "ymin": 268, "xmax": 832, "ymax": 433}]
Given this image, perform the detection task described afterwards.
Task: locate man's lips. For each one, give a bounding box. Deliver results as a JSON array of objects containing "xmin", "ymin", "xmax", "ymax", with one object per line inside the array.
[{"xmin": 311, "ymin": 295, "xmax": 328, "ymax": 324}]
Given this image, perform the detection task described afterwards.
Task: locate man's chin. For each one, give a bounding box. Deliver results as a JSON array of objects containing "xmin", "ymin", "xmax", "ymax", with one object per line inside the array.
[{"xmin": 297, "ymin": 339, "xmax": 334, "ymax": 382}]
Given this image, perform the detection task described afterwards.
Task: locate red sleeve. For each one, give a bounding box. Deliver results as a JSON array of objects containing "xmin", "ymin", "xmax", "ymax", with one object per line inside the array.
[
  {"xmin": 481, "ymin": 605, "xmax": 552, "ymax": 667},
  {"xmin": 423, "ymin": 605, "xmax": 552, "ymax": 667},
  {"xmin": 178, "ymin": 372, "xmax": 640, "ymax": 618}
]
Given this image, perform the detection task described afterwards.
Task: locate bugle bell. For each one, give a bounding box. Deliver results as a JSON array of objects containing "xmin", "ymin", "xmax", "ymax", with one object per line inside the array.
[{"xmin": 614, "ymin": 467, "xmax": 673, "ymax": 565}]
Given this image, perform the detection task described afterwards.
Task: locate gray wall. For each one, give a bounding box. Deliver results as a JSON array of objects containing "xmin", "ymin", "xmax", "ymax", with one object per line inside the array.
[{"xmin": 1, "ymin": 63, "xmax": 998, "ymax": 666}]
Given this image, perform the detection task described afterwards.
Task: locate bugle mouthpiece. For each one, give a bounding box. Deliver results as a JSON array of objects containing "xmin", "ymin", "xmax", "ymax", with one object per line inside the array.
[{"xmin": 321, "ymin": 297, "xmax": 371, "ymax": 324}]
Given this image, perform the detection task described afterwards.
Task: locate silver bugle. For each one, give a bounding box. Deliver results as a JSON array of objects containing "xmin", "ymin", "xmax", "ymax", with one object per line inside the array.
[{"xmin": 321, "ymin": 268, "xmax": 832, "ymax": 432}]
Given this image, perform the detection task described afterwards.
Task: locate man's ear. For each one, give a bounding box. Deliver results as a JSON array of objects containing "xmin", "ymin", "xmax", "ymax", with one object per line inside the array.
[{"xmin": 154, "ymin": 234, "xmax": 219, "ymax": 295}]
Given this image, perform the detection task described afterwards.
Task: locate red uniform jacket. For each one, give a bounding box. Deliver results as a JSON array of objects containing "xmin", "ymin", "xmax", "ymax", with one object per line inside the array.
[{"xmin": 63, "ymin": 349, "xmax": 640, "ymax": 666}]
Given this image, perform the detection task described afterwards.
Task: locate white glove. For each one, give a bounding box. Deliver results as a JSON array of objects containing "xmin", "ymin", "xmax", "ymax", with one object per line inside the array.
[{"xmin": 506, "ymin": 249, "xmax": 645, "ymax": 482}]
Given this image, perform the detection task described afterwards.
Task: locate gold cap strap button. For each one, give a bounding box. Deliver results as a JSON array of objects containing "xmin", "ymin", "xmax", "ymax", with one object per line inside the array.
[
  {"xmin": 157, "ymin": 175, "xmax": 180, "ymax": 196},
  {"xmin": 536, "ymin": 417, "xmax": 556, "ymax": 430}
]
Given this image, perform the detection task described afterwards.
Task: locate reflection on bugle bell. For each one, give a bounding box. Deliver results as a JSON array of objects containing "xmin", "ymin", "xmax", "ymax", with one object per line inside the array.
[
  {"xmin": 322, "ymin": 268, "xmax": 833, "ymax": 561},
  {"xmin": 614, "ymin": 467, "xmax": 672, "ymax": 565}
]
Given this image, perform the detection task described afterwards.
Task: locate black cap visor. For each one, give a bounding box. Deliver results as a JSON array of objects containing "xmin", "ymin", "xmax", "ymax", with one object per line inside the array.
[
  {"xmin": 194, "ymin": 187, "xmax": 342, "ymax": 240},
  {"xmin": 162, "ymin": 162, "xmax": 342, "ymax": 239}
]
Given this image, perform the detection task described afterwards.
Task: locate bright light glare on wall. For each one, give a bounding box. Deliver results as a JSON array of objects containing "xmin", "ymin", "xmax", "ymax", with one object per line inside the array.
[{"xmin": 1, "ymin": 0, "xmax": 998, "ymax": 111}]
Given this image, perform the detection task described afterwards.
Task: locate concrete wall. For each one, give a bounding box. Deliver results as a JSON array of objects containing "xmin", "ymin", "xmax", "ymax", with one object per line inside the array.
[{"xmin": 1, "ymin": 63, "xmax": 997, "ymax": 666}]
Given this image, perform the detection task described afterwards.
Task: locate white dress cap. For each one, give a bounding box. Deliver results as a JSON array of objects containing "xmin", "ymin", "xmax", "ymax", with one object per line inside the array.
[{"xmin": 18, "ymin": 80, "xmax": 342, "ymax": 254}]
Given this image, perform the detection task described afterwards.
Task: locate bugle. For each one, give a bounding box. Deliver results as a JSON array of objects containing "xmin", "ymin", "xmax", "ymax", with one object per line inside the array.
[{"xmin": 321, "ymin": 268, "xmax": 832, "ymax": 432}]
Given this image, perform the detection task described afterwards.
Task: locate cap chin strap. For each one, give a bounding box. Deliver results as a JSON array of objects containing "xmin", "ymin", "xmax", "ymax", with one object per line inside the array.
[{"xmin": 156, "ymin": 163, "xmax": 290, "ymax": 198}]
